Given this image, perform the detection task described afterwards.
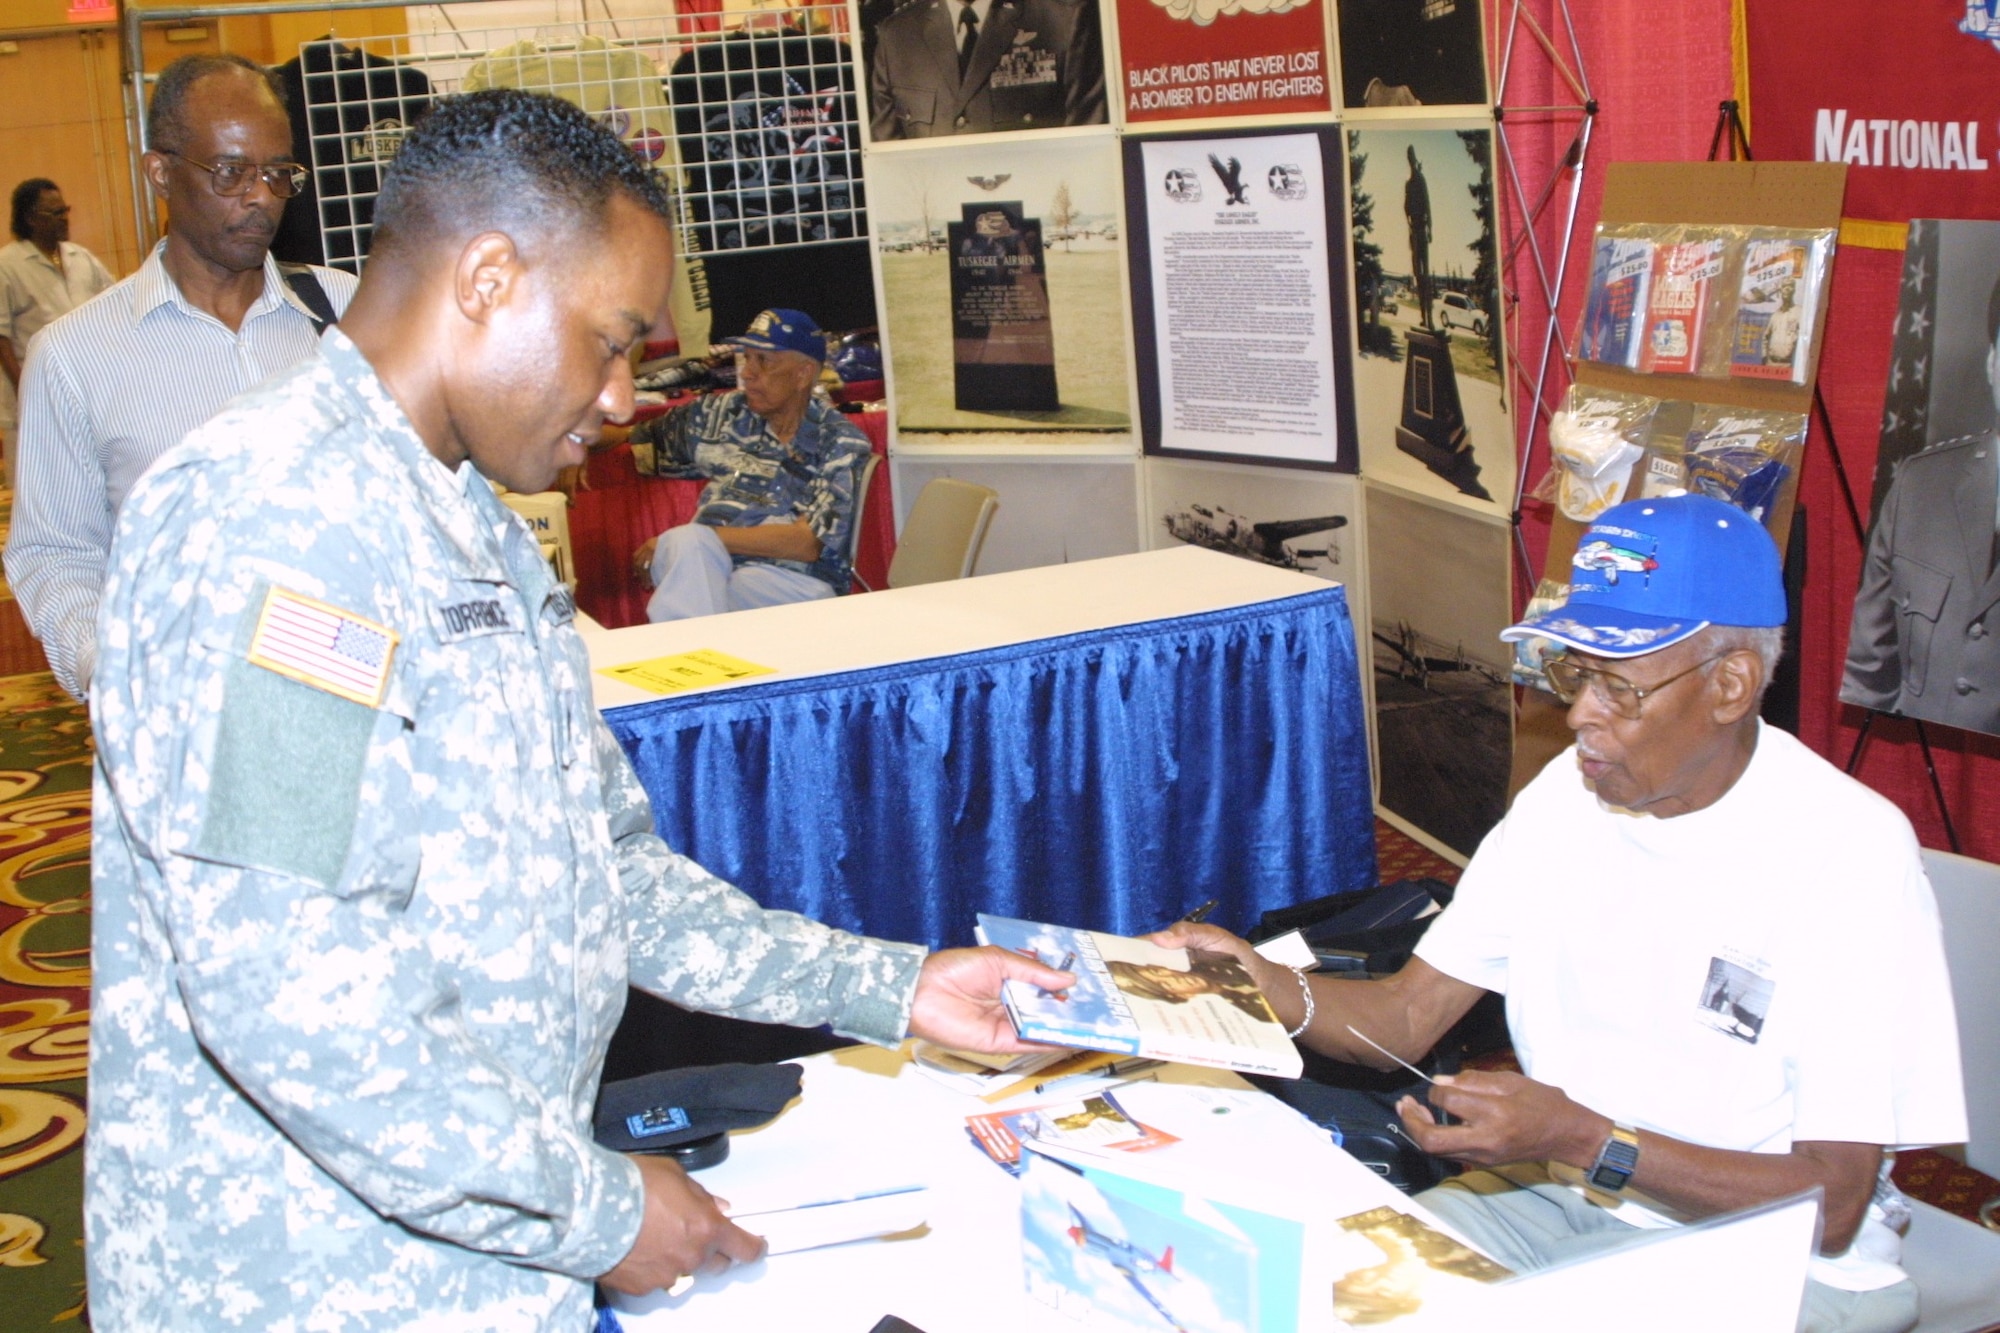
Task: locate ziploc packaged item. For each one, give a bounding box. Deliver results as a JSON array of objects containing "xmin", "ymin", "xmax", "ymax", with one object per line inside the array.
[
  {"xmin": 1639, "ymin": 227, "xmax": 1732, "ymax": 375},
  {"xmin": 1546, "ymin": 384, "xmax": 1661, "ymax": 523},
  {"xmin": 1728, "ymin": 229, "xmax": 1835, "ymax": 384},
  {"xmin": 1681, "ymin": 404, "xmax": 1809, "ymax": 528},
  {"xmin": 1576, "ymin": 224, "xmax": 1659, "ymax": 369}
]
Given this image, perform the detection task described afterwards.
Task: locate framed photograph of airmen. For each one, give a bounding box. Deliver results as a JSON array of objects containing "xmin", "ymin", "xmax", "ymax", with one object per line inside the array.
[
  {"xmin": 1124, "ymin": 127, "xmax": 1356, "ymax": 469},
  {"xmin": 864, "ymin": 0, "xmax": 1109, "ymax": 140},
  {"xmin": 1115, "ymin": 0, "xmax": 1331, "ymax": 123},
  {"xmin": 870, "ymin": 136, "xmax": 1135, "ymax": 434},
  {"xmin": 1335, "ymin": 0, "xmax": 1488, "ymax": 110},
  {"xmin": 1841, "ymin": 219, "xmax": 2000, "ymax": 738},
  {"xmin": 1366, "ymin": 481, "xmax": 1511, "ymax": 857},
  {"xmin": 1346, "ymin": 123, "xmax": 1511, "ymax": 516}
]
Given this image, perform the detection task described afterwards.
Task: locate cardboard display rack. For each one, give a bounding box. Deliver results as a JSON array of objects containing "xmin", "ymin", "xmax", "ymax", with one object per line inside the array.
[{"xmin": 1511, "ymin": 161, "xmax": 1849, "ymax": 794}]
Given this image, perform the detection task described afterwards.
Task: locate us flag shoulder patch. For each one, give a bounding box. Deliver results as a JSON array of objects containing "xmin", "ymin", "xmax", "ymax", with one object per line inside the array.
[{"xmin": 247, "ymin": 586, "xmax": 399, "ymax": 708}]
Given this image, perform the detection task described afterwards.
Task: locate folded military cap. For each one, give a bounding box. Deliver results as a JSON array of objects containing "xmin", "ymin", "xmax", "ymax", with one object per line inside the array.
[{"xmin": 594, "ymin": 1062, "xmax": 804, "ymax": 1154}]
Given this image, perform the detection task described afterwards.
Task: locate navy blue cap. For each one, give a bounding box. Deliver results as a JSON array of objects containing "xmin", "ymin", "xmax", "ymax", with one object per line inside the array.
[
  {"xmin": 727, "ymin": 308, "xmax": 825, "ymax": 361},
  {"xmin": 1501, "ymin": 494, "xmax": 1786, "ymax": 659}
]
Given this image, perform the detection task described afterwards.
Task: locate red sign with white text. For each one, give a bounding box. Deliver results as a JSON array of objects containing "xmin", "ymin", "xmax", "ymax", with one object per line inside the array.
[
  {"xmin": 1747, "ymin": 0, "xmax": 2000, "ymax": 221},
  {"xmin": 1116, "ymin": 0, "xmax": 1331, "ymax": 122}
]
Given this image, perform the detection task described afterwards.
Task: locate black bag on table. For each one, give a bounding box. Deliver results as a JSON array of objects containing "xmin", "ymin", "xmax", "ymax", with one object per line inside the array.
[{"xmin": 1244, "ymin": 878, "xmax": 1509, "ymax": 1194}]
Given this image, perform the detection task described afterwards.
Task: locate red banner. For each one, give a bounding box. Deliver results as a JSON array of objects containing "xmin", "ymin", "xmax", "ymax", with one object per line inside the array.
[
  {"xmin": 1746, "ymin": 0, "xmax": 2000, "ymax": 223},
  {"xmin": 1116, "ymin": 0, "xmax": 1331, "ymax": 123}
]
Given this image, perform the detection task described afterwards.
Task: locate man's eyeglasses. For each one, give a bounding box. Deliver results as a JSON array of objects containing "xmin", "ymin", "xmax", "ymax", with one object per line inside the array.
[
  {"xmin": 1543, "ymin": 652, "xmax": 1725, "ymax": 720},
  {"xmin": 156, "ymin": 150, "xmax": 307, "ymax": 200}
]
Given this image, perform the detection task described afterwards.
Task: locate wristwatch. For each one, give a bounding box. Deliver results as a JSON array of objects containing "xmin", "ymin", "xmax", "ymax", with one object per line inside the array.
[{"xmin": 1587, "ymin": 1122, "xmax": 1641, "ymax": 1194}]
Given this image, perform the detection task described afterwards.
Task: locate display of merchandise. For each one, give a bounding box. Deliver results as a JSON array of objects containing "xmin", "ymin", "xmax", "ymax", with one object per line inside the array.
[
  {"xmin": 974, "ymin": 915, "xmax": 1304, "ymax": 1078},
  {"xmin": 271, "ymin": 40, "xmax": 432, "ymax": 270},
  {"xmin": 1545, "ymin": 384, "xmax": 1662, "ymax": 522},
  {"xmin": 1640, "ymin": 230, "xmax": 1729, "ymax": 375},
  {"xmin": 1728, "ymin": 229, "xmax": 1835, "ymax": 384},
  {"xmin": 1680, "ymin": 404, "xmax": 1808, "ymax": 527},
  {"xmin": 1576, "ymin": 226, "xmax": 1656, "ymax": 369}
]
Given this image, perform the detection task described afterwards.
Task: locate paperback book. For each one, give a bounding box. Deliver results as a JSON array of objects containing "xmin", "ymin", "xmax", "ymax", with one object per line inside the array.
[
  {"xmin": 1577, "ymin": 230, "xmax": 1656, "ymax": 369},
  {"xmin": 975, "ymin": 915, "xmax": 1304, "ymax": 1079},
  {"xmin": 1640, "ymin": 235, "xmax": 1727, "ymax": 375},
  {"xmin": 966, "ymin": 1089, "xmax": 1180, "ymax": 1174},
  {"xmin": 1729, "ymin": 231, "xmax": 1832, "ymax": 384}
]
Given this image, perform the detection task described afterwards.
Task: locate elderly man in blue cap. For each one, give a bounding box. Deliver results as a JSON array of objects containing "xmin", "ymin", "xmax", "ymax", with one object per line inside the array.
[
  {"xmin": 629, "ymin": 307, "xmax": 872, "ymax": 620},
  {"xmin": 1162, "ymin": 494, "xmax": 1966, "ymax": 1332}
]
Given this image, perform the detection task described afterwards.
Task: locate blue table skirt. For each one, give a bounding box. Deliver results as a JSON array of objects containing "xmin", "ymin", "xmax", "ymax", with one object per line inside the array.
[{"xmin": 607, "ymin": 586, "xmax": 1377, "ymax": 950}]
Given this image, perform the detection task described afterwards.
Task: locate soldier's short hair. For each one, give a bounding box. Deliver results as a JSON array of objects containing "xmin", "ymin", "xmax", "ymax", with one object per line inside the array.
[
  {"xmin": 147, "ymin": 54, "xmax": 286, "ymax": 152},
  {"xmin": 370, "ymin": 89, "xmax": 672, "ymax": 262}
]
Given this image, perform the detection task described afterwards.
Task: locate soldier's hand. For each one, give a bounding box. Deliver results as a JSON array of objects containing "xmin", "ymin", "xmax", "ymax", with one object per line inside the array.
[
  {"xmin": 906, "ymin": 946, "xmax": 1073, "ymax": 1053},
  {"xmin": 632, "ymin": 537, "xmax": 659, "ymax": 584},
  {"xmin": 599, "ymin": 1154, "xmax": 766, "ymax": 1296}
]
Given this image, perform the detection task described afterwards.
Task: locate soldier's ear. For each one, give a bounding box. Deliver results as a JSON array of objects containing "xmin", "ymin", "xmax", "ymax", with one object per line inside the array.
[{"xmin": 453, "ymin": 231, "xmax": 522, "ymax": 325}]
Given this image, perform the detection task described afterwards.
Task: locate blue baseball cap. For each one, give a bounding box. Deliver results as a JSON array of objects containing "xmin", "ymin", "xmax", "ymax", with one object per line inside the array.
[
  {"xmin": 727, "ymin": 308, "xmax": 825, "ymax": 361},
  {"xmin": 1500, "ymin": 494, "xmax": 1786, "ymax": 659}
]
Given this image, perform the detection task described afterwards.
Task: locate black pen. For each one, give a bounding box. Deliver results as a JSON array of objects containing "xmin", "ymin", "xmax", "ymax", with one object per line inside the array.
[{"xmin": 1179, "ymin": 899, "xmax": 1218, "ymax": 925}]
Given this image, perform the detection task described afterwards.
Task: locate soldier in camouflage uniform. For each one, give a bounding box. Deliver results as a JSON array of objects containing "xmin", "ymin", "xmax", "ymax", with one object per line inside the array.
[
  {"xmin": 629, "ymin": 306, "xmax": 871, "ymax": 622},
  {"xmin": 86, "ymin": 89, "xmax": 1065, "ymax": 1331}
]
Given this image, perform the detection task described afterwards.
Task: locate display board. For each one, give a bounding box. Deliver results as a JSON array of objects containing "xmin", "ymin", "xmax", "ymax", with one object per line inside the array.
[
  {"xmin": 1512, "ymin": 161, "xmax": 1849, "ymax": 792},
  {"xmin": 1115, "ymin": 0, "xmax": 1332, "ymax": 123}
]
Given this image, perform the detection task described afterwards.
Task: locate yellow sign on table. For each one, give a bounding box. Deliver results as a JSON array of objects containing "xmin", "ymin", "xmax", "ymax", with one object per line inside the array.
[{"xmin": 598, "ymin": 648, "xmax": 776, "ymax": 695}]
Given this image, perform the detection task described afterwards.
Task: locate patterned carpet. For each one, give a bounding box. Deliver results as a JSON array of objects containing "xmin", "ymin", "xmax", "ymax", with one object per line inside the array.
[{"xmin": 0, "ymin": 708, "xmax": 1989, "ymax": 1326}]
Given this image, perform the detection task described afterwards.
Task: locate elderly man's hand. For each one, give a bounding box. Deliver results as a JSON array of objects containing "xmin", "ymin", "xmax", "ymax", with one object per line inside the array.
[
  {"xmin": 632, "ymin": 537, "xmax": 659, "ymax": 584},
  {"xmin": 1147, "ymin": 922, "xmax": 1295, "ymax": 998},
  {"xmin": 907, "ymin": 946, "xmax": 1074, "ymax": 1053},
  {"xmin": 599, "ymin": 1154, "xmax": 766, "ymax": 1297},
  {"xmin": 1395, "ymin": 1069, "xmax": 1605, "ymax": 1170}
]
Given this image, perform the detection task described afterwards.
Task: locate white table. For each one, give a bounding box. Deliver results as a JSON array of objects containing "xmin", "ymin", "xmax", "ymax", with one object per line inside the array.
[{"xmin": 609, "ymin": 1044, "xmax": 1413, "ymax": 1333}]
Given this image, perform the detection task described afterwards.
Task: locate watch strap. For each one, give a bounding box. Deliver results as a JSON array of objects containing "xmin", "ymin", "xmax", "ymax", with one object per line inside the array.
[{"xmin": 1587, "ymin": 1122, "xmax": 1641, "ymax": 1194}]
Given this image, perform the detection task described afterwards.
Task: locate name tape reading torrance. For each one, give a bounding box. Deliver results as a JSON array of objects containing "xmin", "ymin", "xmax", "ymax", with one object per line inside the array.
[
  {"xmin": 598, "ymin": 648, "xmax": 776, "ymax": 696},
  {"xmin": 1126, "ymin": 50, "xmax": 1325, "ymax": 114}
]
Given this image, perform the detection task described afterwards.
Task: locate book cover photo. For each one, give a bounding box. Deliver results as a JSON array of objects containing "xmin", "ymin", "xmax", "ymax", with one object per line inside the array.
[
  {"xmin": 974, "ymin": 915, "xmax": 1304, "ymax": 1078},
  {"xmin": 1577, "ymin": 231, "xmax": 1656, "ymax": 369},
  {"xmin": 1640, "ymin": 234, "xmax": 1727, "ymax": 375},
  {"xmin": 1729, "ymin": 232, "xmax": 1831, "ymax": 384}
]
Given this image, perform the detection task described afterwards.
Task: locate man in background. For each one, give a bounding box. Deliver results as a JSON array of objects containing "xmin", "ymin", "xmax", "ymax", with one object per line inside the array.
[
  {"xmin": 4, "ymin": 54, "xmax": 352, "ymax": 699},
  {"xmin": 628, "ymin": 307, "xmax": 871, "ymax": 621},
  {"xmin": 1842, "ymin": 269, "xmax": 2000, "ymax": 735},
  {"xmin": 0, "ymin": 179, "xmax": 115, "ymax": 481}
]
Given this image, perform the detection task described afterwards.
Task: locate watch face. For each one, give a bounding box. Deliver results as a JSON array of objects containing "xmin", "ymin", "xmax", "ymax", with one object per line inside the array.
[{"xmin": 1589, "ymin": 1130, "xmax": 1640, "ymax": 1191}]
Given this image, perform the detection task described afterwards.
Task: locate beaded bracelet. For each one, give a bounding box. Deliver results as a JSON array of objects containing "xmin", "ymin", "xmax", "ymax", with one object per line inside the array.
[{"xmin": 1284, "ymin": 967, "xmax": 1315, "ymax": 1039}]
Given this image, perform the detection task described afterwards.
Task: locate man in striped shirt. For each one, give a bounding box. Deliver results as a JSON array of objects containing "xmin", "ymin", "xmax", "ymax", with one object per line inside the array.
[{"xmin": 3, "ymin": 54, "xmax": 353, "ymax": 699}]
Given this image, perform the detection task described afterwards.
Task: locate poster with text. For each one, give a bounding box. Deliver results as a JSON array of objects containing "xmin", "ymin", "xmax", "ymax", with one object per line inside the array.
[
  {"xmin": 893, "ymin": 455, "xmax": 1143, "ymax": 571},
  {"xmin": 1746, "ymin": 1, "xmax": 2000, "ymax": 223},
  {"xmin": 1366, "ymin": 482, "xmax": 1511, "ymax": 857},
  {"xmin": 1336, "ymin": 0, "xmax": 1488, "ymax": 111},
  {"xmin": 1125, "ymin": 128, "xmax": 1356, "ymax": 468},
  {"xmin": 1116, "ymin": 0, "xmax": 1331, "ymax": 123},
  {"xmin": 1347, "ymin": 122, "xmax": 1510, "ymax": 514},
  {"xmin": 872, "ymin": 136, "xmax": 1134, "ymax": 434},
  {"xmin": 1840, "ymin": 219, "xmax": 2000, "ymax": 738}
]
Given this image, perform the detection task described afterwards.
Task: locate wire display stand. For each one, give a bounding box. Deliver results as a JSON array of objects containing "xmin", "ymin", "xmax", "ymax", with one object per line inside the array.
[{"xmin": 121, "ymin": 0, "xmax": 867, "ymax": 272}]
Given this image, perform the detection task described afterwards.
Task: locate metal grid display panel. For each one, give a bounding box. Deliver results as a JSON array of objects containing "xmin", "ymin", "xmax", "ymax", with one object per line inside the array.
[{"xmin": 297, "ymin": 9, "xmax": 865, "ymax": 272}]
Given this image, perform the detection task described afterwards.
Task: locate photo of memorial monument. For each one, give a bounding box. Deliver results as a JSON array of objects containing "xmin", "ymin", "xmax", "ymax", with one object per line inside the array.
[
  {"xmin": 1335, "ymin": 0, "xmax": 1488, "ymax": 109},
  {"xmin": 871, "ymin": 136, "xmax": 1134, "ymax": 433},
  {"xmin": 1366, "ymin": 482, "xmax": 1511, "ymax": 857},
  {"xmin": 1346, "ymin": 123, "xmax": 1510, "ymax": 515}
]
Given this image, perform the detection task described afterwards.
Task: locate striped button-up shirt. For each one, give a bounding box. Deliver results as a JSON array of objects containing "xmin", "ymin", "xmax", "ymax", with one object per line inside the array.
[{"xmin": 3, "ymin": 239, "xmax": 355, "ymax": 697}]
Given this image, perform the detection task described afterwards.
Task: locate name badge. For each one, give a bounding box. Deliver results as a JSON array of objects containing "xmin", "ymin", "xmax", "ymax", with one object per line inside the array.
[{"xmin": 433, "ymin": 595, "xmax": 514, "ymax": 643}]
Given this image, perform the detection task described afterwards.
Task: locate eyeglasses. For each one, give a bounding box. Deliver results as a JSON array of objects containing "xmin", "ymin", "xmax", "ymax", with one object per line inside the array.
[
  {"xmin": 156, "ymin": 149, "xmax": 307, "ymax": 200},
  {"xmin": 1543, "ymin": 652, "xmax": 1725, "ymax": 719},
  {"xmin": 30, "ymin": 204, "xmax": 71, "ymax": 220}
]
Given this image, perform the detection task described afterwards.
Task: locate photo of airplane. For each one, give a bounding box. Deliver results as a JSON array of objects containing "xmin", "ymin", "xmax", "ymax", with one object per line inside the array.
[
  {"xmin": 1066, "ymin": 1206, "xmax": 1191, "ymax": 1333},
  {"xmin": 1160, "ymin": 504, "xmax": 1348, "ymax": 573}
]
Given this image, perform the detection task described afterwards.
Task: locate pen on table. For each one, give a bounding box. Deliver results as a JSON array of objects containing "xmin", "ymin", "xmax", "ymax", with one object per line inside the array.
[
  {"xmin": 1035, "ymin": 1057, "xmax": 1164, "ymax": 1094},
  {"xmin": 980, "ymin": 1049, "xmax": 1119, "ymax": 1103}
]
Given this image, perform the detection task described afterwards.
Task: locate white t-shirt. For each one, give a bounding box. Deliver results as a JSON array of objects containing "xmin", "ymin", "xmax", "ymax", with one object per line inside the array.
[{"xmin": 1418, "ymin": 722, "xmax": 1966, "ymax": 1288}]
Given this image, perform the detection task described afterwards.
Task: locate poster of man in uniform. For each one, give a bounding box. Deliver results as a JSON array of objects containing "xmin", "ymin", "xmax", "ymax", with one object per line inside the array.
[
  {"xmin": 1842, "ymin": 219, "xmax": 2000, "ymax": 737},
  {"xmin": 1115, "ymin": 0, "xmax": 1332, "ymax": 124},
  {"xmin": 1335, "ymin": 0, "xmax": 1488, "ymax": 109},
  {"xmin": 1346, "ymin": 124, "xmax": 1510, "ymax": 515},
  {"xmin": 864, "ymin": 0, "xmax": 1109, "ymax": 139},
  {"xmin": 870, "ymin": 136, "xmax": 1134, "ymax": 433}
]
